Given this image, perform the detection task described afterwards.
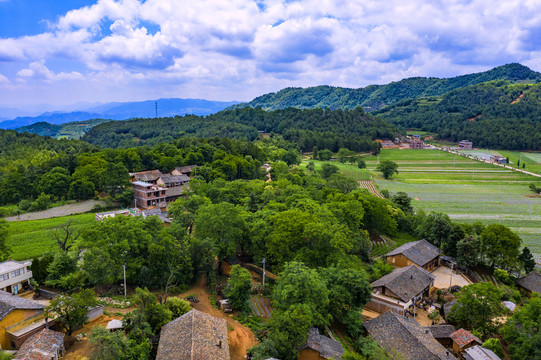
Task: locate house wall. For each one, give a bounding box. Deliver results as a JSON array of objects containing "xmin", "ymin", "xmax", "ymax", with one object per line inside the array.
[
  {"xmin": 386, "ymin": 254, "xmax": 414, "ymax": 268},
  {"xmin": 365, "ymin": 294, "xmax": 409, "ymax": 316},
  {"xmin": 298, "ymin": 348, "xmax": 324, "ymax": 360},
  {"xmin": 0, "ymin": 309, "xmax": 42, "ymax": 350}
]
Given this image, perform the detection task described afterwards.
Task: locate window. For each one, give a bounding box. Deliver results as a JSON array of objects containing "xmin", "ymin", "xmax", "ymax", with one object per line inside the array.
[
  {"xmin": 11, "ymin": 269, "xmax": 21, "ymax": 277},
  {"xmin": 0, "ymin": 274, "xmax": 8, "ymax": 281}
]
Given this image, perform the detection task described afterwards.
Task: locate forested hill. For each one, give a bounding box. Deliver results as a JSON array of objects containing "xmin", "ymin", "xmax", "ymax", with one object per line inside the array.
[
  {"xmin": 82, "ymin": 107, "xmax": 397, "ymax": 151},
  {"xmin": 376, "ymin": 81, "xmax": 541, "ymax": 150},
  {"xmin": 230, "ymin": 63, "xmax": 541, "ymax": 112}
]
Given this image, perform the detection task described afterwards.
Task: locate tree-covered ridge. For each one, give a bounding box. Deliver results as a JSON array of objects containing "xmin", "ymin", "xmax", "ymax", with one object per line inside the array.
[
  {"xmin": 82, "ymin": 107, "xmax": 397, "ymax": 152},
  {"xmin": 230, "ymin": 63, "xmax": 541, "ymax": 111},
  {"xmin": 16, "ymin": 119, "xmax": 112, "ymax": 140},
  {"xmin": 376, "ymin": 81, "xmax": 541, "ymax": 149}
]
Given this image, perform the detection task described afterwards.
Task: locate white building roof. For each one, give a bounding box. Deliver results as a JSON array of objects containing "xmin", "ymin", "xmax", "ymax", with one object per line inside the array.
[{"xmin": 0, "ymin": 260, "xmax": 31, "ymax": 274}]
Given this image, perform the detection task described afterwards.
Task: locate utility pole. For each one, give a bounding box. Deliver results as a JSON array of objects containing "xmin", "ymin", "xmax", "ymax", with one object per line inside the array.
[
  {"xmin": 155, "ymin": 102, "xmax": 158, "ymax": 118},
  {"xmin": 123, "ymin": 264, "xmax": 127, "ymax": 302},
  {"xmin": 261, "ymin": 258, "xmax": 266, "ymax": 289}
]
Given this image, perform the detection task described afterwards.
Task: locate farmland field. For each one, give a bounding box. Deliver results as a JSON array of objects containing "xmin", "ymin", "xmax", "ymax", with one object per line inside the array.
[
  {"xmin": 6, "ymin": 213, "xmax": 95, "ymax": 260},
  {"xmin": 360, "ymin": 149, "xmax": 541, "ymax": 253}
]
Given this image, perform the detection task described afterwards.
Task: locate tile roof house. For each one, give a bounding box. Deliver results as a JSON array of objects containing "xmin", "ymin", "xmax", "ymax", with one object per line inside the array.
[
  {"xmin": 171, "ymin": 165, "xmax": 199, "ymax": 176},
  {"xmin": 450, "ymin": 329, "xmax": 481, "ymax": 354},
  {"xmin": 424, "ymin": 324, "xmax": 456, "ymax": 347},
  {"xmin": 13, "ymin": 328, "xmax": 65, "ymax": 360},
  {"xmin": 364, "ymin": 311, "xmax": 457, "ymax": 360},
  {"xmin": 299, "ymin": 327, "xmax": 344, "ymax": 360},
  {"xmin": 386, "ymin": 240, "xmax": 441, "ymax": 270},
  {"xmin": 463, "ymin": 345, "xmax": 501, "ymax": 360},
  {"xmin": 156, "ymin": 309, "xmax": 230, "ymax": 360},
  {"xmin": 366, "ymin": 265, "xmax": 435, "ymax": 315},
  {"xmin": 130, "ymin": 170, "xmax": 163, "ymax": 184},
  {"xmin": 516, "ymin": 271, "xmax": 541, "ymax": 296},
  {"xmin": 0, "ymin": 290, "xmax": 47, "ymax": 350}
]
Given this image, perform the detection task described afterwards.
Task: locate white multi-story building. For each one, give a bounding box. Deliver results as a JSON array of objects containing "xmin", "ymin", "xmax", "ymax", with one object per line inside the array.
[{"xmin": 0, "ymin": 260, "xmax": 32, "ymax": 294}]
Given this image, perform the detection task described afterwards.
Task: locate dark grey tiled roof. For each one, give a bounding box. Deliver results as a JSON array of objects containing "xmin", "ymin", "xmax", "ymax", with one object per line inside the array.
[
  {"xmin": 0, "ymin": 290, "xmax": 44, "ymax": 320},
  {"xmin": 364, "ymin": 311, "xmax": 457, "ymax": 360},
  {"xmin": 132, "ymin": 170, "xmax": 163, "ymax": 182},
  {"xmin": 159, "ymin": 174, "xmax": 190, "ymax": 184},
  {"xmin": 371, "ymin": 265, "xmax": 435, "ymax": 302},
  {"xmin": 301, "ymin": 328, "xmax": 344, "ymax": 360},
  {"xmin": 424, "ymin": 325, "xmax": 456, "ymax": 339},
  {"xmin": 156, "ymin": 309, "xmax": 230, "ymax": 360},
  {"xmin": 174, "ymin": 165, "xmax": 198, "ymax": 174},
  {"xmin": 165, "ymin": 185, "xmax": 187, "ymax": 197},
  {"xmin": 517, "ymin": 272, "xmax": 541, "ymax": 293},
  {"xmin": 386, "ymin": 240, "xmax": 441, "ymax": 267}
]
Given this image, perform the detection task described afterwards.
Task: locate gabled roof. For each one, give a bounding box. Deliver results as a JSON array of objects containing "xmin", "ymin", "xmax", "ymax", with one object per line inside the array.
[
  {"xmin": 165, "ymin": 185, "xmax": 187, "ymax": 197},
  {"xmin": 156, "ymin": 309, "xmax": 230, "ymax": 360},
  {"xmin": 424, "ymin": 324, "xmax": 456, "ymax": 339},
  {"xmin": 450, "ymin": 329, "xmax": 481, "ymax": 348},
  {"xmin": 464, "ymin": 345, "xmax": 501, "ymax": 360},
  {"xmin": 159, "ymin": 174, "xmax": 190, "ymax": 184},
  {"xmin": 371, "ymin": 265, "xmax": 435, "ymax": 302},
  {"xmin": 13, "ymin": 328, "xmax": 64, "ymax": 360},
  {"xmin": 0, "ymin": 290, "xmax": 44, "ymax": 321},
  {"xmin": 516, "ymin": 272, "xmax": 541, "ymax": 294},
  {"xmin": 364, "ymin": 311, "xmax": 457, "ymax": 360},
  {"xmin": 131, "ymin": 170, "xmax": 163, "ymax": 182},
  {"xmin": 301, "ymin": 328, "xmax": 344, "ymax": 360},
  {"xmin": 174, "ymin": 165, "xmax": 198, "ymax": 174},
  {"xmin": 386, "ymin": 240, "xmax": 441, "ymax": 267}
]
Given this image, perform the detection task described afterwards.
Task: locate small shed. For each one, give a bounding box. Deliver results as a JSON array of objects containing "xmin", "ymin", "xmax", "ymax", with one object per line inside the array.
[
  {"xmin": 424, "ymin": 324, "xmax": 456, "ymax": 347},
  {"xmin": 219, "ymin": 299, "xmax": 233, "ymax": 312},
  {"xmin": 106, "ymin": 319, "xmax": 123, "ymax": 331},
  {"xmin": 450, "ymin": 328, "xmax": 481, "ymax": 354},
  {"xmin": 464, "ymin": 345, "xmax": 502, "ymax": 360},
  {"xmin": 299, "ymin": 328, "xmax": 344, "ymax": 360},
  {"xmin": 516, "ymin": 271, "xmax": 541, "ymax": 296}
]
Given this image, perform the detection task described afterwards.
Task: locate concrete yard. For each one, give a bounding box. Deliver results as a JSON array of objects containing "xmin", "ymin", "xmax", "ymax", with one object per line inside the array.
[{"xmin": 431, "ymin": 266, "xmax": 472, "ymax": 289}]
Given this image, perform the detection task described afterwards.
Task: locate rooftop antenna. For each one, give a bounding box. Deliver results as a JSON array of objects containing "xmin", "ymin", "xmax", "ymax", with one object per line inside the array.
[{"xmin": 155, "ymin": 102, "xmax": 158, "ymax": 118}]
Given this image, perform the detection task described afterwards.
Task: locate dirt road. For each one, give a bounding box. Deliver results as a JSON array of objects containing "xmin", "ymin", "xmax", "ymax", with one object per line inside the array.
[
  {"xmin": 4, "ymin": 200, "xmax": 107, "ymax": 222},
  {"xmin": 178, "ymin": 277, "xmax": 258, "ymax": 360}
]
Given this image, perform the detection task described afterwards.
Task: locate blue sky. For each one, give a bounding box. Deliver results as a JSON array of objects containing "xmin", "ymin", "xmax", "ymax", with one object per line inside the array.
[{"xmin": 1, "ymin": 0, "xmax": 541, "ymax": 111}]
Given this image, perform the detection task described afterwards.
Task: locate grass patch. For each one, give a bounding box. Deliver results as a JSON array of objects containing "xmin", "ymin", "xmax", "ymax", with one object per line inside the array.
[{"xmin": 6, "ymin": 213, "xmax": 95, "ymax": 260}]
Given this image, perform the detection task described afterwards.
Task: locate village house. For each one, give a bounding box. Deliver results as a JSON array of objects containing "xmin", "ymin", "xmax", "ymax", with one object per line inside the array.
[
  {"xmin": 463, "ymin": 345, "xmax": 501, "ymax": 360},
  {"xmin": 424, "ymin": 324, "xmax": 457, "ymax": 347},
  {"xmin": 129, "ymin": 169, "xmax": 162, "ymax": 184},
  {"xmin": 298, "ymin": 327, "xmax": 344, "ymax": 360},
  {"xmin": 516, "ymin": 271, "xmax": 541, "ymax": 296},
  {"xmin": 366, "ymin": 265, "xmax": 435, "ymax": 315},
  {"xmin": 490, "ymin": 155, "xmax": 507, "ymax": 164},
  {"xmin": 170, "ymin": 165, "xmax": 199, "ymax": 177},
  {"xmin": 364, "ymin": 311, "xmax": 457, "ymax": 360},
  {"xmin": 155, "ymin": 309, "xmax": 230, "ymax": 360},
  {"xmin": 386, "ymin": 239, "xmax": 441, "ymax": 271},
  {"xmin": 0, "ymin": 260, "xmax": 33, "ymax": 294},
  {"xmin": 0, "ymin": 290, "xmax": 48, "ymax": 350},
  {"xmin": 450, "ymin": 329, "xmax": 482, "ymax": 356},
  {"xmin": 132, "ymin": 181, "xmax": 168, "ymax": 209},
  {"xmin": 410, "ymin": 138, "xmax": 425, "ymax": 149},
  {"xmin": 458, "ymin": 140, "xmax": 473, "ymax": 150},
  {"xmin": 13, "ymin": 328, "xmax": 65, "ymax": 360}
]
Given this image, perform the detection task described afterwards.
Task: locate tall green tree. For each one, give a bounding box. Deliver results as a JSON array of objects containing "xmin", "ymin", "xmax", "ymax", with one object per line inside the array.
[
  {"xmin": 376, "ymin": 160, "xmax": 398, "ymax": 179},
  {"xmin": 89, "ymin": 326, "xmax": 151, "ymax": 360},
  {"xmin": 45, "ymin": 289, "xmax": 97, "ymax": 335},
  {"xmin": 481, "ymin": 224, "xmax": 521, "ymax": 269},
  {"xmin": 518, "ymin": 247, "xmax": 536, "ymax": 273},
  {"xmin": 503, "ymin": 297, "xmax": 541, "ymax": 360},
  {"xmin": 448, "ymin": 282, "xmax": 508, "ymax": 337},
  {"xmin": 224, "ymin": 265, "xmax": 252, "ymax": 311}
]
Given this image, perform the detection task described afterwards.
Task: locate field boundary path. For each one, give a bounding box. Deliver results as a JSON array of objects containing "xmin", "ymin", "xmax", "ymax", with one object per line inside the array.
[
  {"xmin": 4, "ymin": 200, "xmax": 106, "ymax": 222},
  {"xmin": 359, "ymin": 180, "xmax": 384, "ymax": 198}
]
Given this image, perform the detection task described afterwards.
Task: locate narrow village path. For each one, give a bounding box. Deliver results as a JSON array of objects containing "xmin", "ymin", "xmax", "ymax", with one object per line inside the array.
[
  {"xmin": 177, "ymin": 276, "xmax": 258, "ymax": 360},
  {"xmin": 4, "ymin": 200, "xmax": 107, "ymax": 222}
]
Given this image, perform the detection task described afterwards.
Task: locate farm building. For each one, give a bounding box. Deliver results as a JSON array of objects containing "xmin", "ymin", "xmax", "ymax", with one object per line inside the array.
[
  {"xmin": 450, "ymin": 329, "xmax": 481, "ymax": 355},
  {"xmin": 516, "ymin": 271, "xmax": 541, "ymax": 296},
  {"xmin": 0, "ymin": 260, "xmax": 33, "ymax": 294},
  {"xmin": 13, "ymin": 328, "xmax": 65, "ymax": 360},
  {"xmin": 410, "ymin": 139, "xmax": 425, "ymax": 149},
  {"xmin": 132, "ymin": 181, "xmax": 168, "ymax": 209},
  {"xmin": 366, "ymin": 265, "xmax": 435, "ymax": 315},
  {"xmin": 364, "ymin": 311, "xmax": 457, "ymax": 360},
  {"xmin": 386, "ymin": 239, "xmax": 441, "ymax": 270},
  {"xmin": 424, "ymin": 324, "xmax": 456, "ymax": 347},
  {"xmin": 490, "ymin": 155, "xmax": 507, "ymax": 164},
  {"xmin": 463, "ymin": 345, "xmax": 501, "ymax": 360},
  {"xmin": 0, "ymin": 290, "xmax": 49, "ymax": 350},
  {"xmin": 299, "ymin": 327, "xmax": 344, "ymax": 360},
  {"xmin": 156, "ymin": 309, "xmax": 230, "ymax": 360},
  {"xmin": 458, "ymin": 140, "xmax": 473, "ymax": 150}
]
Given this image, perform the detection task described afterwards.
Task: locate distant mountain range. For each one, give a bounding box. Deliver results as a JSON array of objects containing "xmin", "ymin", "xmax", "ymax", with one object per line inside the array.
[
  {"xmin": 230, "ymin": 63, "xmax": 541, "ymax": 111},
  {"xmin": 0, "ymin": 98, "xmax": 240, "ymax": 130}
]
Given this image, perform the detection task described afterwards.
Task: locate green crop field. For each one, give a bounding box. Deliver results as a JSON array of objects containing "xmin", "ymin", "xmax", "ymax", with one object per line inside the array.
[
  {"xmin": 6, "ymin": 213, "xmax": 95, "ymax": 260},
  {"xmin": 357, "ymin": 149, "xmax": 541, "ymax": 253}
]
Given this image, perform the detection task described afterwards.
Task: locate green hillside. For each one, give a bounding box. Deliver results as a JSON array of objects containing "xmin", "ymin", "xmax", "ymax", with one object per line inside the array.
[
  {"xmin": 231, "ymin": 63, "xmax": 541, "ymax": 111},
  {"xmin": 82, "ymin": 107, "xmax": 397, "ymax": 151},
  {"xmin": 16, "ymin": 118, "xmax": 111, "ymax": 139},
  {"xmin": 376, "ymin": 81, "xmax": 541, "ymax": 150}
]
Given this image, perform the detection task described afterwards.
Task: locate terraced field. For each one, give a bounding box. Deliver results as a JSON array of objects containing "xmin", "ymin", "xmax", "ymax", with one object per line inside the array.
[{"xmin": 362, "ymin": 149, "xmax": 541, "ymax": 254}]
